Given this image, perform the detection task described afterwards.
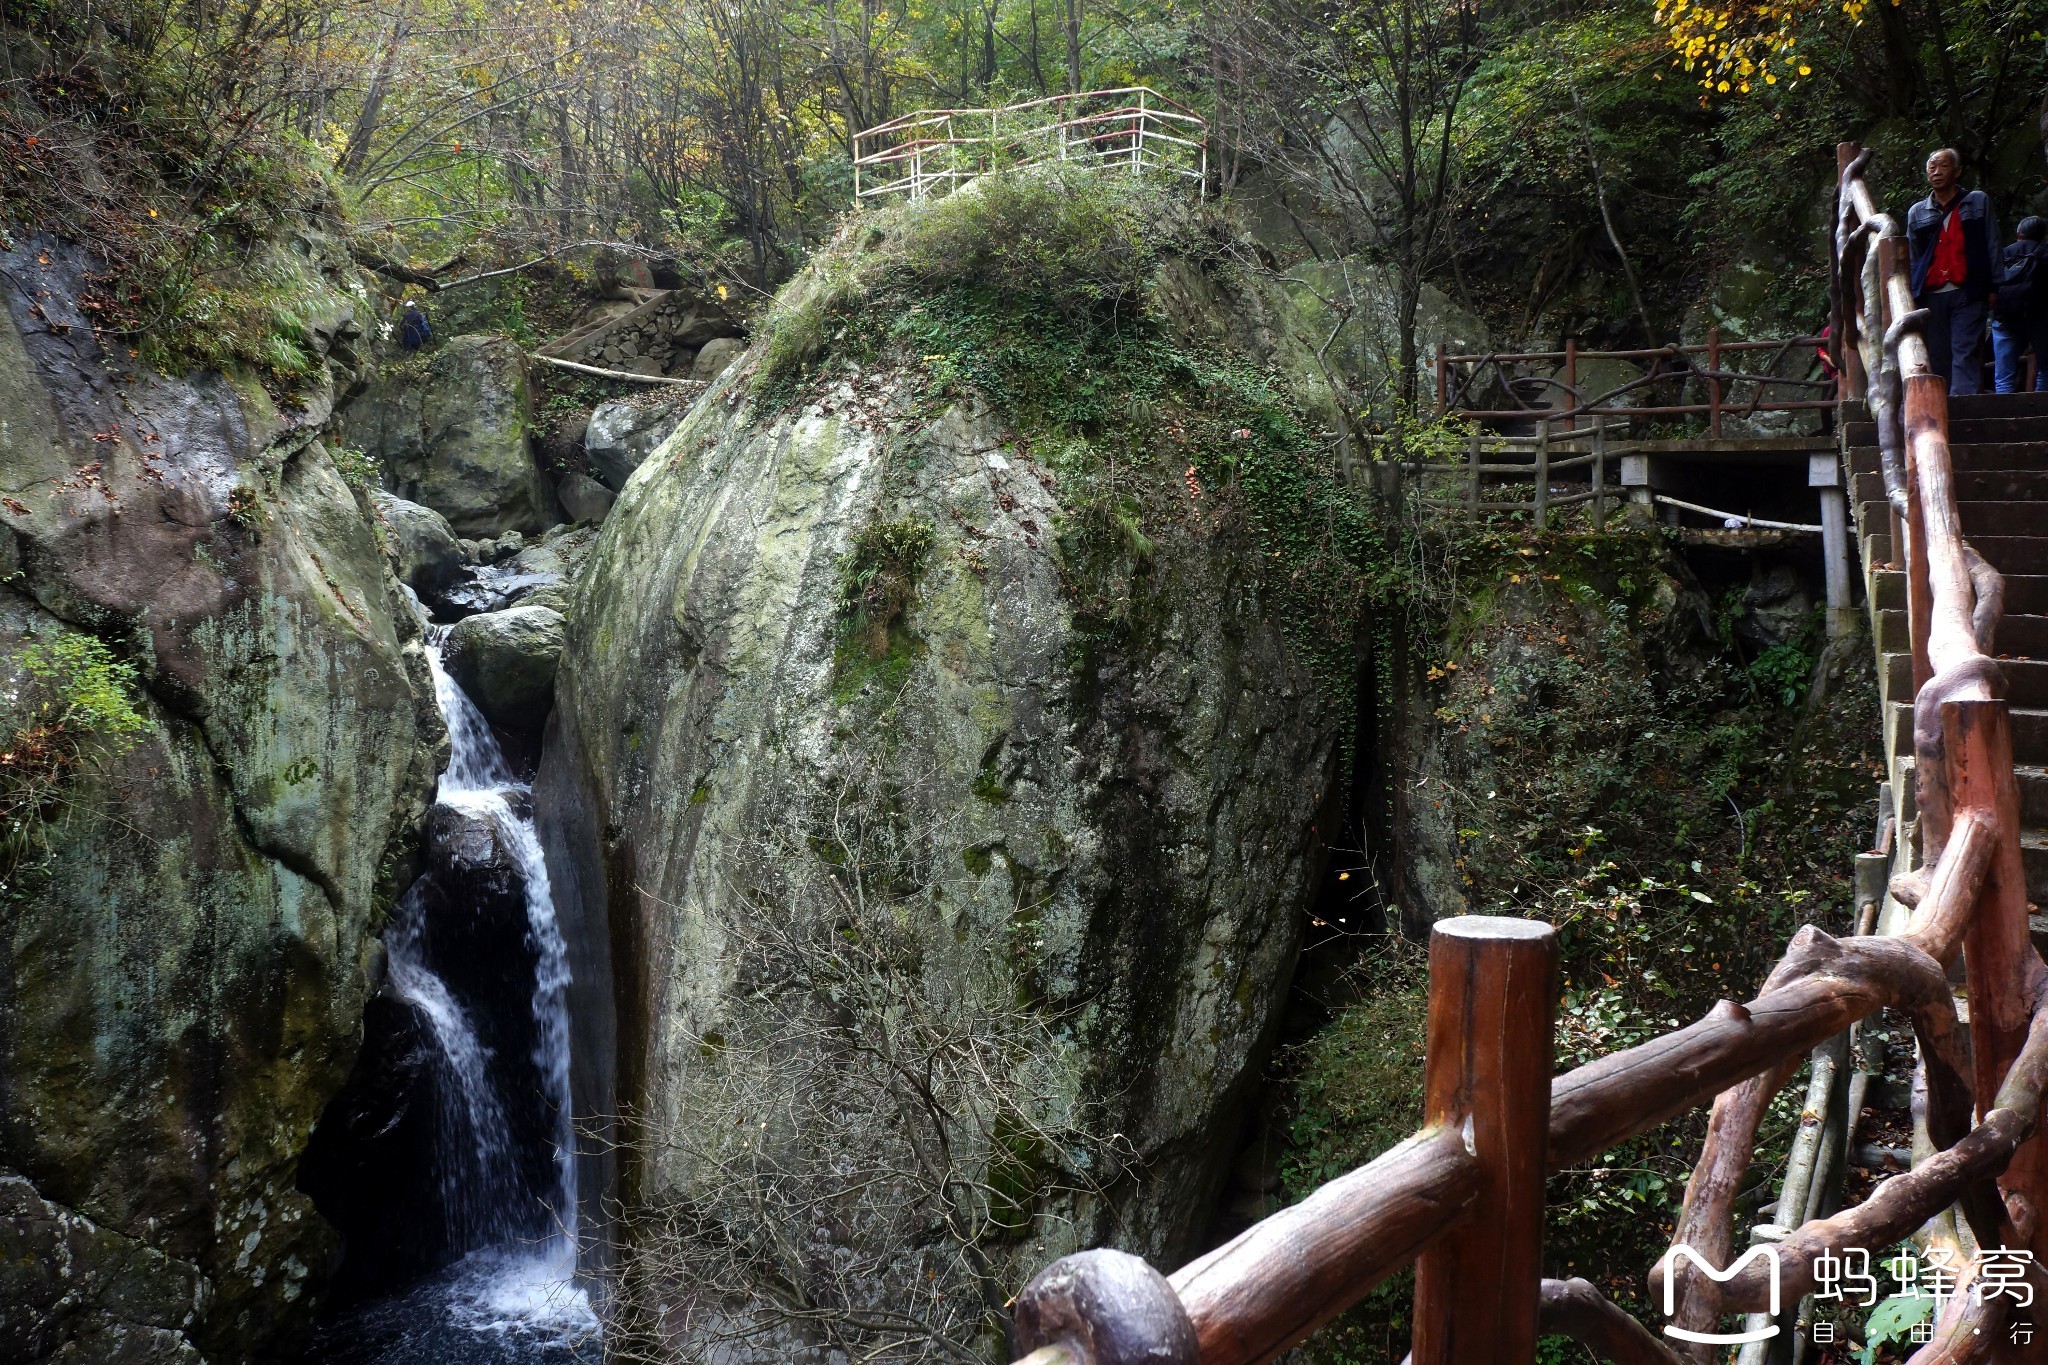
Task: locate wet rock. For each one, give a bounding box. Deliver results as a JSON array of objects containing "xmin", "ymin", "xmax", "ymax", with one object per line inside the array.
[
  {"xmin": 443, "ymin": 605, "xmax": 565, "ymax": 729},
  {"xmin": 542, "ymin": 227, "xmax": 1350, "ymax": 1351},
  {"xmin": 0, "ymin": 236, "xmax": 441, "ymax": 1359},
  {"xmin": 0, "ymin": 1171, "xmax": 207, "ymax": 1364},
  {"xmin": 1737, "ymin": 564, "xmax": 1815, "ymax": 650},
  {"xmin": 373, "ymin": 490, "xmax": 464, "ymax": 597}
]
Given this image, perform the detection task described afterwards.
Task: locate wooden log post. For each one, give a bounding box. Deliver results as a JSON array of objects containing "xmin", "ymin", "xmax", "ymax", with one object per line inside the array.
[
  {"xmin": 1833, "ymin": 143, "xmax": 1866, "ymax": 402},
  {"xmin": 1947, "ymin": 697, "xmax": 2048, "ymax": 1251},
  {"xmin": 1437, "ymin": 344, "xmax": 1450, "ymax": 415},
  {"xmin": 1411, "ymin": 916, "xmax": 1559, "ymax": 1365},
  {"xmin": 1534, "ymin": 420, "xmax": 1551, "ymax": 529},
  {"xmin": 1706, "ymin": 326, "xmax": 1723, "ymax": 438},
  {"xmin": 1467, "ymin": 429, "xmax": 1481, "ymax": 515},
  {"xmin": 1010, "ymin": 1249, "xmax": 1198, "ymax": 1365},
  {"xmin": 1592, "ymin": 416, "xmax": 1607, "ymax": 533}
]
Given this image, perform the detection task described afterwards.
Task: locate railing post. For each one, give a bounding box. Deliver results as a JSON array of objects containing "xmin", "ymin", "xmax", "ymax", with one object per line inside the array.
[
  {"xmin": 1436, "ymin": 343, "xmax": 1449, "ymax": 415},
  {"xmin": 1833, "ymin": 142, "xmax": 1865, "ymax": 402},
  {"xmin": 1467, "ymin": 428, "xmax": 1481, "ymax": 515},
  {"xmin": 1707, "ymin": 325, "xmax": 1723, "ymax": 438},
  {"xmin": 1592, "ymin": 416, "xmax": 1607, "ymax": 533},
  {"xmin": 1534, "ymin": 418, "xmax": 1550, "ymax": 529},
  {"xmin": 1564, "ymin": 337, "xmax": 1577, "ymax": 412},
  {"xmin": 1945, "ymin": 699, "xmax": 2048, "ymax": 1250},
  {"xmin": 1412, "ymin": 916, "xmax": 1557, "ymax": 1365}
]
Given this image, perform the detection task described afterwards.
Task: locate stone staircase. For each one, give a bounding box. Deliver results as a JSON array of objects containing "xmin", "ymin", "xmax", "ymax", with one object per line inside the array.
[{"xmin": 1850, "ymin": 391, "xmax": 2048, "ymax": 925}]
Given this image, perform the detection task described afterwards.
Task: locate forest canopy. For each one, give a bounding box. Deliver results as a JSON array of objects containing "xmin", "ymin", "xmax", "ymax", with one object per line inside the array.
[{"xmin": 0, "ymin": 0, "xmax": 2041, "ymax": 383}]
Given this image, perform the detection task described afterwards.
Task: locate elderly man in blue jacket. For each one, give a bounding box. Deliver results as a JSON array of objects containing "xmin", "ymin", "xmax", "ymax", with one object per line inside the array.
[{"xmin": 1908, "ymin": 147, "xmax": 2000, "ymax": 395}]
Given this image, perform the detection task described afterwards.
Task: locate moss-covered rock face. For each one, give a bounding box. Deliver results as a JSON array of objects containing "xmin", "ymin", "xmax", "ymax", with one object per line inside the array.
[
  {"xmin": 540, "ymin": 172, "xmax": 1361, "ymax": 1357},
  {"xmin": 0, "ymin": 239, "xmax": 442, "ymax": 1360}
]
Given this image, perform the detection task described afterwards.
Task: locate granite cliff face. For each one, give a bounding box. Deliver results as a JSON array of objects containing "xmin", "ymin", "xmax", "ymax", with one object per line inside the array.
[
  {"xmin": 0, "ymin": 240, "xmax": 442, "ymax": 1362},
  {"xmin": 539, "ymin": 180, "xmax": 1359, "ymax": 1358}
]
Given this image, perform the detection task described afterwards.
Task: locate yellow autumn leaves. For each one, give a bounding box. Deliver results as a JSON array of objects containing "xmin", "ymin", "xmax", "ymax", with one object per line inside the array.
[{"xmin": 1653, "ymin": 0, "xmax": 1835, "ymax": 97}]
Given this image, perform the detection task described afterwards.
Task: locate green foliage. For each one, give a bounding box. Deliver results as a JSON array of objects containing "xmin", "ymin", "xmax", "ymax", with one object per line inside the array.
[
  {"xmin": 833, "ymin": 516, "xmax": 937, "ymax": 703},
  {"xmin": 888, "ymin": 167, "xmax": 1185, "ymax": 317},
  {"xmin": 1284, "ymin": 530, "xmax": 1879, "ymax": 1350},
  {"xmin": 1861, "ymin": 1289, "xmax": 1936, "ymax": 1363},
  {"xmin": 328, "ymin": 444, "xmax": 382, "ymax": 494},
  {"xmin": 1280, "ymin": 979, "xmax": 1425, "ymax": 1193},
  {"xmin": 2, "ymin": 630, "xmax": 149, "ymax": 895},
  {"xmin": 20, "ymin": 633, "xmax": 148, "ymax": 746},
  {"xmin": 1748, "ymin": 640, "xmax": 1814, "ymax": 706}
]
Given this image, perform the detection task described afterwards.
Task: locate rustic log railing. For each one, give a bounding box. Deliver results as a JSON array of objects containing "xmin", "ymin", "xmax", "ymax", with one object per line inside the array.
[
  {"xmin": 851, "ymin": 88, "xmax": 1207, "ymax": 204},
  {"xmin": 1434, "ymin": 333, "xmax": 1834, "ymax": 436},
  {"xmin": 999, "ymin": 142, "xmax": 2048, "ymax": 1365}
]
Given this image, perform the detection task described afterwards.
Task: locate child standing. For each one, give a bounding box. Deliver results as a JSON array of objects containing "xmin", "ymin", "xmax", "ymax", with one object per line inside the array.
[{"xmin": 1992, "ymin": 217, "xmax": 2048, "ymax": 393}]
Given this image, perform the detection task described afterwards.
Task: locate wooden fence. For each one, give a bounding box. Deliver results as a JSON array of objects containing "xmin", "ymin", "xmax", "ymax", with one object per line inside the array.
[
  {"xmin": 1435, "ymin": 333, "xmax": 1834, "ymax": 437},
  {"xmin": 995, "ymin": 144, "xmax": 2047, "ymax": 1365},
  {"xmin": 851, "ymin": 88, "xmax": 1207, "ymax": 204}
]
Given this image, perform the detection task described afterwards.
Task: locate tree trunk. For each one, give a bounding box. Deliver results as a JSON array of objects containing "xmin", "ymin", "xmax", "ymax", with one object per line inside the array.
[
  {"xmin": 342, "ymin": 1, "xmax": 415, "ymax": 177},
  {"xmin": 1064, "ymin": 0, "xmax": 1082, "ymax": 92}
]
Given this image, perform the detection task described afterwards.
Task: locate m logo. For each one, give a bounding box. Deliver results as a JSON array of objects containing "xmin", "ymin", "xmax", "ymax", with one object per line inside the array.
[{"xmin": 1659, "ymin": 1244, "xmax": 1781, "ymax": 1344}]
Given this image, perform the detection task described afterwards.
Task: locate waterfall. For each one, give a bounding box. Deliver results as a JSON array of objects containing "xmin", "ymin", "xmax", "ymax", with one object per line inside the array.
[{"xmin": 424, "ymin": 641, "xmax": 580, "ymax": 1253}]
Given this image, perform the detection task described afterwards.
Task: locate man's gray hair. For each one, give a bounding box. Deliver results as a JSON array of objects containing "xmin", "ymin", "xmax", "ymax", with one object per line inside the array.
[{"xmin": 1929, "ymin": 147, "xmax": 1962, "ymax": 167}]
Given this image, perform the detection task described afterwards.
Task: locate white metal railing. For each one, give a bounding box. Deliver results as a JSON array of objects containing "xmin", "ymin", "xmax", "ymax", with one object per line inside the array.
[{"xmin": 851, "ymin": 87, "xmax": 1207, "ymax": 204}]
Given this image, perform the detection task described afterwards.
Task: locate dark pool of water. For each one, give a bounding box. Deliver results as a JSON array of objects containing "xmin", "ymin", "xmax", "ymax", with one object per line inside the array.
[{"xmin": 295, "ymin": 1246, "xmax": 599, "ymax": 1365}]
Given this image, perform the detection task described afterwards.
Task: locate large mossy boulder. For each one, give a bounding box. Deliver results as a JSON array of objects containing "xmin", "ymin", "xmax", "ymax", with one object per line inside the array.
[
  {"xmin": 538, "ymin": 169, "xmax": 1368, "ymax": 1359},
  {"xmin": 0, "ymin": 239, "xmax": 442, "ymax": 1360},
  {"xmin": 339, "ymin": 332, "xmax": 550, "ymax": 537}
]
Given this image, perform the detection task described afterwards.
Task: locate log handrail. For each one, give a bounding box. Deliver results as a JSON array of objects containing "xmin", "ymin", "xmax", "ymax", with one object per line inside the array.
[
  {"xmin": 1431, "ymin": 332, "xmax": 1833, "ymax": 436},
  {"xmin": 997, "ymin": 141, "xmax": 2048, "ymax": 1365},
  {"xmin": 850, "ymin": 87, "xmax": 1207, "ymax": 204}
]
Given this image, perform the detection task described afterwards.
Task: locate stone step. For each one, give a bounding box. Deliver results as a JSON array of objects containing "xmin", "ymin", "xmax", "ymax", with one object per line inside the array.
[
  {"xmin": 1890, "ymin": 700, "xmax": 1913, "ymax": 761},
  {"xmin": 2008, "ymin": 578, "xmax": 2048, "ymax": 615},
  {"xmin": 1847, "ymin": 420, "xmax": 2048, "ymax": 448},
  {"xmin": 1960, "ymin": 503, "xmax": 2048, "ymax": 537},
  {"xmin": 2010, "ymin": 658, "xmax": 2048, "ymax": 706},
  {"xmin": 1957, "ymin": 469, "xmax": 2048, "ymax": 501},
  {"xmin": 2020, "ymin": 766, "xmax": 2048, "ymax": 825},
  {"xmin": 2025, "ymin": 831, "xmax": 2048, "ymax": 903},
  {"xmin": 1849, "ymin": 442, "xmax": 2048, "ymax": 474},
  {"xmin": 2014, "ymin": 708, "xmax": 2048, "ymax": 766},
  {"xmin": 1951, "ymin": 392, "xmax": 2048, "ymax": 419},
  {"xmin": 1842, "ymin": 393, "xmax": 2048, "ymax": 423},
  {"xmin": 1872, "ymin": 569, "xmax": 1905, "ymax": 611},
  {"xmin": 1883, "ymin": 650, "xmax": 1912, "ymax": 704},
  {"xmin": 1997, "ymin": 614, "xmax": 2048, "ymax": 657},
  {"xmin": 1963, "ymin": 537, "xmax": 2048, "ymax": 575},
  {"xmin": 1877, "ymin": 608, "xmax": 1907, "ymax": 652}
]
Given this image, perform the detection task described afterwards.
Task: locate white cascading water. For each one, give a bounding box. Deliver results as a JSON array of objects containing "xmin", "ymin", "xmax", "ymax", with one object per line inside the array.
[{"xmin": 365, "ymin": 634, "xmax": 594, "ymax": 1350}]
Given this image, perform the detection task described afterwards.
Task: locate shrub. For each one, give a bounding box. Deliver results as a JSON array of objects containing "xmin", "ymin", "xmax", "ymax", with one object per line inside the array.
[
  {"xmin": 328, "ymin": 444, "xmax": 383, "ymax": 494},
  {"xmin": 1, "ymin": 631, "xmax": 149, "ymax": 892}
]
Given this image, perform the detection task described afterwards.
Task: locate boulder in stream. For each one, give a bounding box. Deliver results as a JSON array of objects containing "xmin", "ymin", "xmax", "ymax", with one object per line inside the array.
[{"xmin": 443, "ymin": 605, "xmax": 566, "ymax": 730}]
